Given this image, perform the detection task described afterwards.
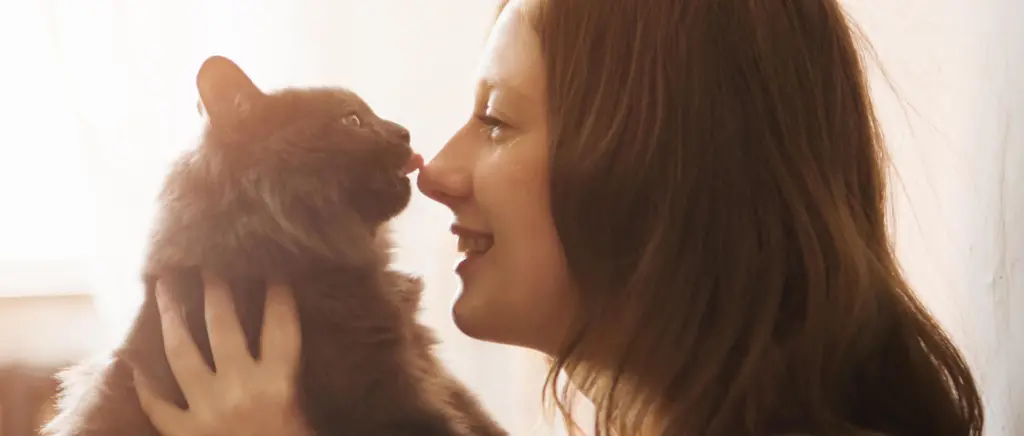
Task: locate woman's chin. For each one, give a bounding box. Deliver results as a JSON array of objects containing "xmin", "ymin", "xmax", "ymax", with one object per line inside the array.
[
  {"xmin": 450, "ymin": 291, "xmax": 552, "ymax": 353},
  {"xmin": 450, "ymin": 290, "xmax": 518, "ymax": 345},
  {"xmin": 450, "ymin": 292, "xmax": 490, "ymax": 341}
]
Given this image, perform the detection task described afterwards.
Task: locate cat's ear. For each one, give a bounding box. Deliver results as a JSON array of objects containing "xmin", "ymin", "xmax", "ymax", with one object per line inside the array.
[{"xmin": 196, "ymin": 55, "xmax": 263, "ymax": 124}]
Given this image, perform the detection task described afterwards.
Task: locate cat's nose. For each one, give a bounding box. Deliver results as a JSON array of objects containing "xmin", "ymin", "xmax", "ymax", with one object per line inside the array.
[{"xmin": 383, "ymin": 120, "xmax": 411, "ymax": 144}]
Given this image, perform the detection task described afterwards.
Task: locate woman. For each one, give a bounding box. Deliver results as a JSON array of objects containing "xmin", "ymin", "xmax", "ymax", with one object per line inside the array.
[{"xmin": 133, "ymin": 0, "xmax": 985, "ymax": 435}]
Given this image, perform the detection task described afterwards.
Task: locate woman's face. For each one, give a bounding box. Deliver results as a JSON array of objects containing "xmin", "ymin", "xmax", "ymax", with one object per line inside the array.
[{"xmin": 416, "ymin": 0, "xmax": 574, "ymax": 354}]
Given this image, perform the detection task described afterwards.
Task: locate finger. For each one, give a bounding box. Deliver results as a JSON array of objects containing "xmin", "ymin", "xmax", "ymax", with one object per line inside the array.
[
  {"xmin": 133, "ymin": 369, "xmax": 194, "ymax": 436},
  {"xmin": 155, "ymin": 280, "xmax": 214, "ymax": 397},
  {"xmin": 260, "ymin": 282, "xmax": 302, "ymax": 374},
  {"xmin": 202, "ymin": 272, "xmax": 251, "ymax": 372}
]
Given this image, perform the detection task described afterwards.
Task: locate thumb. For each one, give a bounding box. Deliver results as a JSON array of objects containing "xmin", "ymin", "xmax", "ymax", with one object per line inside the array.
[{"xmin": 133, "ymin": 369, "xmax": 194, "ymax": 436}]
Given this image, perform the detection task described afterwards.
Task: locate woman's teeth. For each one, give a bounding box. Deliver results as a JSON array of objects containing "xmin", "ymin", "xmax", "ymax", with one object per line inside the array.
[{"xmin": 457, "ymin": 236, "xmax": 493, "ymax": 254}]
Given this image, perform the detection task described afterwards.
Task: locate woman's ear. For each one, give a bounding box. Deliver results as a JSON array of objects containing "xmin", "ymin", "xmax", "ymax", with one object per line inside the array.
[{"xmin": 195, "ymin": 55, "xmax": 264, "ymax": 125}]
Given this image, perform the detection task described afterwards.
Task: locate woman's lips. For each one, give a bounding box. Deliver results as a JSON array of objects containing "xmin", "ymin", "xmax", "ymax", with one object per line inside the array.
[{"xmin": 451, "ymin": 224, "xmax": 494, "ymax": 256}]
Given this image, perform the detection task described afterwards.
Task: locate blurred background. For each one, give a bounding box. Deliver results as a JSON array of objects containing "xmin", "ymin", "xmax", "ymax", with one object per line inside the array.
[{"xmin": 0, "ymin": 0, "xmax": 1020, "ymax": 435}]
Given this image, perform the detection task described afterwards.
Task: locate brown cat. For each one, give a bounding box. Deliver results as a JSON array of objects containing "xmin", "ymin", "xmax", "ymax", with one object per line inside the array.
[{"xmin": 44, "ymin": 56, "xmax": 507, "ymax": 436}]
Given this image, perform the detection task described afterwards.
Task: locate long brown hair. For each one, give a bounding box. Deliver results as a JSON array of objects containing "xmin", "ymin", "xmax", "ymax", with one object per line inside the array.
[{"xmin": 493, "ymin": 0, "xmax": 985, "ymax": 435}]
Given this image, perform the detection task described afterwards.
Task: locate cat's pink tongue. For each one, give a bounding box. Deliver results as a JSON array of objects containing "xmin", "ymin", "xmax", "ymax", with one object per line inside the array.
[{"xmin": 403, "ymin": 153, "xmax": 425, "ymax": 175}]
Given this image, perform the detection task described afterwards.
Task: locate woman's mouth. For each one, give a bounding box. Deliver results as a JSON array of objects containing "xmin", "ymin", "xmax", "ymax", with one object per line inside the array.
[
  {"xmin": 456, "ymin": 236, "xmax": 493, "ymax": 255},
  {"xmin": 451, "ymin": 224, "xmax": 494, "ymax": 257},
  {"xmin": 453, "ymin": 224, "xmax": 492, "ymax": 277}
]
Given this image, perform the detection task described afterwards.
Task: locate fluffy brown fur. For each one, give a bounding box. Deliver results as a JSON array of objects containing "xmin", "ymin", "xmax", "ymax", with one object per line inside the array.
[{"xmin": 44, "ymin": 56, "xmax": 507, "ymax": 436}]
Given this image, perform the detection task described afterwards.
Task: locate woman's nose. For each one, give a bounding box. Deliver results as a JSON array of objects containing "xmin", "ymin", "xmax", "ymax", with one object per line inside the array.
[{"xmin": 417, "ymin": 144, "xmax": 473, "ymax": 208}]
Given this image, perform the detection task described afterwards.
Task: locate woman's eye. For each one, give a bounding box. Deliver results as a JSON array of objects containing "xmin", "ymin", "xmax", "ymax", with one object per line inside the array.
[
  {"xmin": 340, "ymin": 113, "xmax": 362, "ymax": 127},
  {"xmin": 476, "ymin": 114, "xmax": 508, "ymax": 142}
]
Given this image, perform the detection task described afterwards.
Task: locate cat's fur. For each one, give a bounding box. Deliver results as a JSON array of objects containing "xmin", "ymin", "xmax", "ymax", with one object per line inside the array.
[{"xmin": 44, "ymin": 56, "xmax": 507, "ymax": 436}]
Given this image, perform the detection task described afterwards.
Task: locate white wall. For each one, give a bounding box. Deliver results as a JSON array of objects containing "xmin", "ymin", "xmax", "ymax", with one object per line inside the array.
[{"xmin": 844, "ymin": 1, "xmax": 1023, "ymax": 434}]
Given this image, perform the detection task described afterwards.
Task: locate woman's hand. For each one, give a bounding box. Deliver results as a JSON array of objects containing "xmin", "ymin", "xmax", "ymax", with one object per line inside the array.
[{"xmin": 133, "ymin": 274, "xmax": 312, "ymax": 436}]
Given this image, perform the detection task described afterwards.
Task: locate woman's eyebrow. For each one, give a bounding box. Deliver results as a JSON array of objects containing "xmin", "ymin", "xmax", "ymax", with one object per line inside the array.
[{"xmin": 477, "ymin": 78, "xmax": 536, "ymax": 110}]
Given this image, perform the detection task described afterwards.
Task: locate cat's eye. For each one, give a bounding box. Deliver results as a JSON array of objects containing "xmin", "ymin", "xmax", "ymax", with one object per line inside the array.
[{"xmin": 340, "ymin": 113, "xmax": 362, "ymax": 127}]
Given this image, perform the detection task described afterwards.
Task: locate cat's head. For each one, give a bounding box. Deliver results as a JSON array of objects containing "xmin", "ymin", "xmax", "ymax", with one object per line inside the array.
[
  {"xmin": 153, "ymin": 56, "xmax": 421, "ymax": 273},
  {"xmin": 197, "ymin": 55, "xmax": 421, "ymax": 223}
]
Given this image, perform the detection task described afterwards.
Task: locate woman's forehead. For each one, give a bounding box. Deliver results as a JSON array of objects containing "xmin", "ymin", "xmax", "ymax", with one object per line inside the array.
[{"xmin": 475, "ymin": 0, "xmax": 545, "ymax": 103}]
